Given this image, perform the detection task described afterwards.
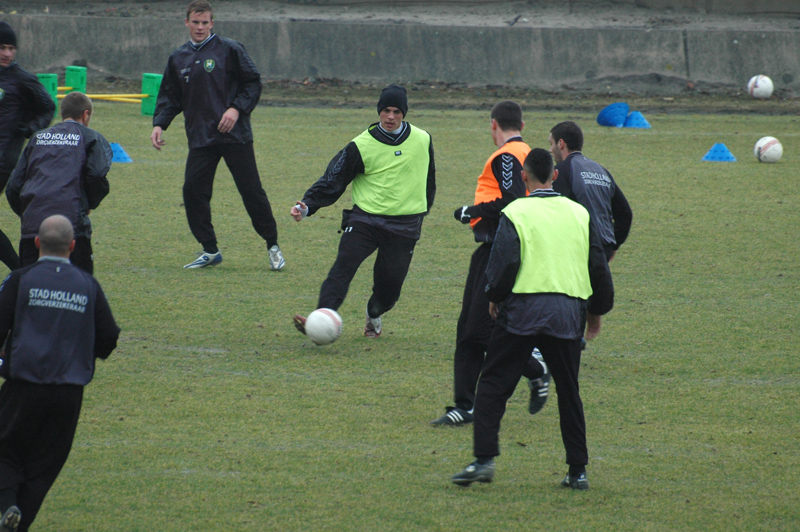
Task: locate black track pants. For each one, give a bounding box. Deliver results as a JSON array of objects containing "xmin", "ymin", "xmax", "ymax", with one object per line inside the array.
[
  {"xmin": 318, "ymin": 221, "xmax": 416, "ymax": 317},
  {"xmin": 0, "ymin": 381, "xmax": 83, "ymax": 532},
  {"xmin": 183, "ymin": 142, "xmax": 278, "ymax": 248},
  {"xmin": 473, "ymin": 326, "xmax": 587, "ymax": 466},
  {"xmin": 452, "ymin": 243, "xmax": 494, "ymax": 411},
  {"xmin": 20, "ymin": 236, "xmax": 93, "ymax": 274}
]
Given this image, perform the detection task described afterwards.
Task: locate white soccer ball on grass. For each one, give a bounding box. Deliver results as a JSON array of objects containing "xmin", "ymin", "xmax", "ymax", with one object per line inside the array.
[
  {"xmin": 305, "ymin": 308, "xmax": 343, "ymax": 345},
  {"xmin": 747, "ymin": 75, "xmax": 774, "ymax": 99},
  {"xmin": 754, "ymin": 136, "xmax": 783, "ymax": 163}
]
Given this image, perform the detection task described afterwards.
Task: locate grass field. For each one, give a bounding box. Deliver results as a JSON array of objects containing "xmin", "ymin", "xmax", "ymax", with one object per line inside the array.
[{"xmin": 4, "ymin": 98, "xmax": 799, "ymax": 531}]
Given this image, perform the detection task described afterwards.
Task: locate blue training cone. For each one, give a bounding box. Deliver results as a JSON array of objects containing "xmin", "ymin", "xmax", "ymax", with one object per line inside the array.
[
  {"xmin": 702, "ymin": 143, "xmax": 736, "ymax": 162},
  {"xmin": 597, "ymin": 102, "xmax": 629, "ymax": 128},
  {"xmin": 623, "ymin": 111, "xmax": 651, "ymax": 129},
  {"xmin": 111, "ymin": 142, "xmax": 133, "ymax": 163}
]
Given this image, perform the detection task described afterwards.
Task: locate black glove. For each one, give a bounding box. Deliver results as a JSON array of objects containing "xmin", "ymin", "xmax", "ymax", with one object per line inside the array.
[{"xmin": 454, "ymin": 205, "xmax": 472, "ymax": 224}]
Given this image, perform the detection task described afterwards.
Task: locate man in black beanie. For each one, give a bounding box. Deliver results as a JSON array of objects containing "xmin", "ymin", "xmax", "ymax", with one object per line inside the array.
[
  {"xmin": 376, "ymin": 83, "xmax": 408, "ymax": 117},
  {"xmin": 290, "ymin": 84, "xmax": 435, "ymax": 338},
  {"xmin": 0, "ymin": 22, "xmax": 16, "ymax": 48},
  {"xmin": 0, "ymin": 21, "xmax": 56, "ymax": 273}
]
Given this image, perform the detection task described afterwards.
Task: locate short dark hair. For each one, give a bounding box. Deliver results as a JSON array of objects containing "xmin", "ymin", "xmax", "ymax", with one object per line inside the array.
[
  {"xmin": 523, "ymin": 148, "xmax": 554, "ymax": 184},
  {"xmin": 186, "ymin": 0, "xmax": 213, "ymax": 20},
  {"xmin": 61, "ymin": 92, "xmax": 92, "ymax": 121},
  {"xmin": 550, "ymin": 121, "xmax": 584, "ymax": 152},
  {"xmin": 490, "ymin": 100, "xmax": 523, "ymax": 131}
]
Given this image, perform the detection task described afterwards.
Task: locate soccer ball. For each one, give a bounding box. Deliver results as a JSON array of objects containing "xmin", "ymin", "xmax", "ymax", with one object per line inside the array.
[
  {"xmin": 305, "ymin": 308, "xmax": 343, "ymax": 345},
  {"xmin": 754, "ymin": 136, "xmax": 783, "ymax": 163},
  {"xmin": 747, "ymin": 75, "xmax": 773, "ymax": 99}
]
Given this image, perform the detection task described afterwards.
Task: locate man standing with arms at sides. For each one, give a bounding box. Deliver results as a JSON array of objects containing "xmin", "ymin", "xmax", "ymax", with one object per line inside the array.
[
  {"xmin": 0, "ymin": 22, "xmax": 55, "ymax": 272},
  {"xmin": 430, "ymin": 101, "xmax": 548, "ymax": 427},
  {"xmin": 291, "ymin": 84, "xmax": 435, "ymax": 338},
  {"xmin": 451, "ymin": 149, "xmax": 613, "ymax": 489},
  {"xmin": 151, "ymin": 0, "xmax": 285, "ymax": 271},
  {"xmin": 7, "ymin": 92, "xmax": 111, "ymax": 275},
  {"xmin": 0, "ymin": 214, "xmax": 120, "ymax": 532},
  {"xmin": 549, "ymin": 121, "xmax": 631, "ymax": 341}
]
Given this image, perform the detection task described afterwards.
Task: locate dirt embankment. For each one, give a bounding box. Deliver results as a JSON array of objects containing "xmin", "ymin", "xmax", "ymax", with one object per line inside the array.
[{"xmin": 3, "ymin": 1, "xmax": 798, "ymax": 112}]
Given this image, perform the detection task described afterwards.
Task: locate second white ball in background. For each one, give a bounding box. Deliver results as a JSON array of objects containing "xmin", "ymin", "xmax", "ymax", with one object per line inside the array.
[{"xmin": 747, "ymin": 75, "xmax": 774, "ymax": 99}]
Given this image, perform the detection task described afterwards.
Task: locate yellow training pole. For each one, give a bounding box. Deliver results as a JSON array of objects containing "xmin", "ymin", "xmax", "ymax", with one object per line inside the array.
[
  {"xmin": 84, "ymin": 93, "xmax": 149, "ymax": 98},
  {"xmin": 103, "ymin": 98, "xmax": 143, "ymax": 103}
]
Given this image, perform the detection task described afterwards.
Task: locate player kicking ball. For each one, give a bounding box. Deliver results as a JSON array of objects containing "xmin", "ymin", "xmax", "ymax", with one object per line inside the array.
[{"xmin": 290, "ymin": 84, "xmax": 435, "ymax": 339}]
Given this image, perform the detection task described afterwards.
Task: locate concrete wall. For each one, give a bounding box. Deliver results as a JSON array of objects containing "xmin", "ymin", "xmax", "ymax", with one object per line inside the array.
[
  {"xmin": 15, "ymin": 0, "xmax": 800, "ymax": 16},
  {"xmin": 6, "ymin": 14, "xmax": 800, "ymax": 93},
  {"xmin": 270, "ymin": 0, "xmax": 800, "ymax": 15}
]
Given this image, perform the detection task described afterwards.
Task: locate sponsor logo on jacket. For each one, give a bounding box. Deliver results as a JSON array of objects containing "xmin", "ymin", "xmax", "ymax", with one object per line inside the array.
[
  {"xmin": 28, "ymin": 287, "xmax": 88, "ymax": 313},
  {"xmin": 580, "ymin": 171, "xmax": 612, "ymax": 188},
  {"xmin": 35, "ymin": 131, "xmax": 81, "ymax": 147}
]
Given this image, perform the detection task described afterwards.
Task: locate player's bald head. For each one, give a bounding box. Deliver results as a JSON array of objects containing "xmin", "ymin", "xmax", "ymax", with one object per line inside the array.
[{"xmin": 38, "ymin": 215, "xmax": 74, "ymax": 255}]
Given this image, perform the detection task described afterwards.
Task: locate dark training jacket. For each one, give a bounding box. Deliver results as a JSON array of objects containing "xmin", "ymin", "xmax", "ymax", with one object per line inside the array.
[
  {"xmin": 0, "ymin": 62, "xmax": 55, "ymax": 179},
  {"xmin": 153, "ymin": 34, "xmax": 262, "ymax": 149},
  {"xmin": 554, "ymin": 152, "xmax": 632, "ymax": 251},
  {"xmin": 6, "ymin": 120, "xmax": 112, "ymax": 239},
  {"xmin": 0, "ymin": 257, "xmax": 120, "ymax": 386}
]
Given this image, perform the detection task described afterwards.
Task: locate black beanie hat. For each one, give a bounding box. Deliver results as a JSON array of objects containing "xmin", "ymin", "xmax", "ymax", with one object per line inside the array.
[
  {"xmin": 377, "ymin": 84, "xmax": 408, "ymax": 117},
  {"xmin": 0, "ymin": 22, "xmax": 16, "ymax": 47}
]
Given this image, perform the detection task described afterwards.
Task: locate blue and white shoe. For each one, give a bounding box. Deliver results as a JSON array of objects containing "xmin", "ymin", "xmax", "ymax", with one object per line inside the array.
[
  {"xmin": 184, "ymin": 251, "xmax": 222, "ymax": 269},
  {"xmin": 561, "ymin": 471, "xmax": 589, "ymax": 490},
  {"xmin": 268, "ymin": 245, "xmax": 285, "ymax": 271}
]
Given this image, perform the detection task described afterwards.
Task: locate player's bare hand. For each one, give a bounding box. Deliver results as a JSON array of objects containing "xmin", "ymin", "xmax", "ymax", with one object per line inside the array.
[
  {"xmin": 585, "ymin": 313, "xmax": 601, "ymax": 340},
  {"xmin": 489, "ymin": 302, "xmax": 498, "ymax": 320},
  {"xmin": 150, "ymin": 126, "xmax": 166, "ymax": 150},
  {"xmin": 217, "ymin": 107, "xmax": 240, "ymax": 133},
  {"xmin": 291, "ymin": 201, "xmax": 308, "ymax": 222}
]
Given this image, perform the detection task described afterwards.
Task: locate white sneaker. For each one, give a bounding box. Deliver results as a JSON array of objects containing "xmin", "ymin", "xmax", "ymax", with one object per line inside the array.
[
  {"xmin": 364, "ymin": 312, "xmax": 382, "ymax": 338},
  {"xmin": 268, "ymin": 245, "xmax": 285, "ymax": 271},
  {"xmin": 184, "ymin": 251, "xmax": 222, "ymax": 269}
]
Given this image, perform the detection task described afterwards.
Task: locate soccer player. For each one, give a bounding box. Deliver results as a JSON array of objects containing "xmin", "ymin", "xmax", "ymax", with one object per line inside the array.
[
  {"xmin": 0, "ymin": 21, "xmax": 55, "ymax": 272},
  {"xmin": 151, "ymin": 0, "xmax": 285, "ymax": 271},
  {"xmin": 430, "ymin": 101, "xmax": 548, "ymax": 427},
  {"xmin": 548, "ymin": 121, "xmax": 632, "ymax": 339},
  {"xmin": 291, "ymin": 84, "xmax": 435, "ymax": 338},
  {"xmin": 0, "ymin": 214, "xmax": 120, "ymax": 532},
  {"xmin": 6, "ymin": 92, "xmax": 112, "ymax": 275},
  {"xmin": 450, "ymin": 149, "xmax": 613, "ymax": 489}
]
